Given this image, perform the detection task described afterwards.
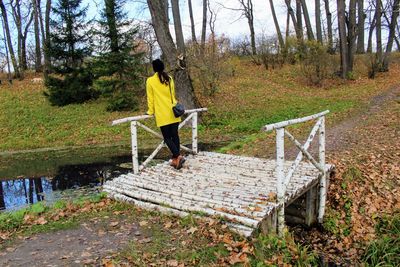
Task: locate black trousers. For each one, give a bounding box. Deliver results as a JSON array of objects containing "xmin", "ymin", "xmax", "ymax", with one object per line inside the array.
[{"xmin": 160, "ymin": 122, "xmax": 180, "ymax": 158}]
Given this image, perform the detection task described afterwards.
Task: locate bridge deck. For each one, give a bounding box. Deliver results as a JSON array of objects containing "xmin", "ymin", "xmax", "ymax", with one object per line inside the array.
[{"xmin": 103, "ymin": 151, "xmax": 332, "ymax": 236}]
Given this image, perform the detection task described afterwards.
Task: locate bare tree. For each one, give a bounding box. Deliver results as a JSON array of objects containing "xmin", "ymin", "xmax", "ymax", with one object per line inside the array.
[
  {"xmin": 296, "ymin": 0, "xmax": 303, "ymax": 40},
  {"xmin": 315, "ymin": 0, "xmax": 323, "ymax": 43},
  {"xmin": 269, "ymin": 0, "xmax": 284, "ymax": 48},
  {"xmin": 0, "ymin": 0, "xmax": 20, "ymax": 78},
  {"xmin": 382, "ymin": 0, "xmax": 400, "ymax": 70},
  {"xmin": 10, "ymin": 0, "xmax": 33, "ymax": 72},
  {"xmin": 337, "ymin": 0, "xmax": 349, "ymax": 78},
  {"xmin": 37, "ymin": 0, "xmax": 51, "ymax": 76},
  {"xmin": 171, "ymin": 0, "xmax": 185, "ymax": 54},
  {"xmin": 32, "ymin": 0, "xmax": 42, "ymax": 72},
  {"xmin": 348, "ymin": 0, "xmax": 357, "ymax": 71},
  {"xmin": 238, "ymin": 0, "xmax": 256, "ymax": 55},
  {"xmin": 300, "ymin": 0, "xmax": 314, "ymax": 40},
  {"xmin": 367, "ymin": 8, "xmax": 376, "ymax": 53},
  {"xmin": 356, "ymin": 0, "xmax": 365, "ymax": 53},
  {"xmin": 147, "ymin": 0, "xmax": 198, "ymax": 109},
  {"xmin": 284, "ymin": 0, "xmax": 301, "ymax": 39},
  {"xmin": 201, "ymin": 0, "xmax": 207, "ymax": 52},
  {"xmin": 376, "ymin": 0, "xmax": 383, "ymax": 67},
  {"xmin": 324, "ymin": 0, "xmax": 334, "ymax": 52},
  {"xmin": 188, "ymin": 0, "xmax": 197, "ymax": 44}
]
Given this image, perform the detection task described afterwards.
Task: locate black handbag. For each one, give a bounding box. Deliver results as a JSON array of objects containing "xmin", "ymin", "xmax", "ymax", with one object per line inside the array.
[{"xmin": 169, "ymin": 83, "xmax": 185, "ymax": 117}]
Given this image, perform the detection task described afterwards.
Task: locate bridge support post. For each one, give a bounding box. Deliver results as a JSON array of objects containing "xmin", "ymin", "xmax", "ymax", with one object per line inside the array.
[
  {"xmin": 192, "ymin": 112, "xmax": 198, "ymax": 154},
  {"xmin": 276, "ymin": 128, "xmax": 285, "ymax": 236},
  {"xmin": 318, "ymin": 116, "xmax": 326, "ymax": 223},
  {"xmin": 131, "ymin": 121, "xmax": 139, "ymax": 174}
]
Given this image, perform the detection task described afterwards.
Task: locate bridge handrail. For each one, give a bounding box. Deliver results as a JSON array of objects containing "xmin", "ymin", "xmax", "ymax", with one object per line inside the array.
[
  {"xmin": 111, "ymin": 108, "xmax": 208, "ymax": 126},
  {"xmin": 112, "ymin": 108, "xmax": 207, "ymax": 174},
  {"xmin": 261, "ymin": 110, "xmax": 329, "ymax": 236},
  {"xmin": 262, "ymin": 110, "xmax": 329, "ymax": 132}
]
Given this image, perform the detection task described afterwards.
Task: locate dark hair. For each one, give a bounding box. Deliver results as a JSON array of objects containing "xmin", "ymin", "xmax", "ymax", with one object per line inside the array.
[{"xmin": 152, "ymin": 59, "xmax": 170, "ymax": 85}]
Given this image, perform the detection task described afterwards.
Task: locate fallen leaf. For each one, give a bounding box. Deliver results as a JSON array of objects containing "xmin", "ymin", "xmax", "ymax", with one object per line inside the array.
[{"xmin": 109, "ymin": 221, "xmax": 119, "ymax": 227}]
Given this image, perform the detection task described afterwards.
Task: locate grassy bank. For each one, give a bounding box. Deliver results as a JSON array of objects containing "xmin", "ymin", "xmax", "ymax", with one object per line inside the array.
[{"xmin": 1, "ymin": 55, "xmax": 399, "ymax": 153}]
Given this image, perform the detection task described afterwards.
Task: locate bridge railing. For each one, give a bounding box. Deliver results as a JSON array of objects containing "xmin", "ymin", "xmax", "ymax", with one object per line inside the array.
[
  {"xmin": 262, "ymin": 110, "xmax": 329, "ymax": 235},
  {"xmin": 112, "ymin": 108, "xmax": 208, "ymax": 174}
]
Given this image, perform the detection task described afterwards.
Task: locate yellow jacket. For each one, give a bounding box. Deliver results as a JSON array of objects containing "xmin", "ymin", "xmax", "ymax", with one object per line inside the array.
[{"xmin": 146, "ymin": 73, "xmax": 181, "ymax": 127}]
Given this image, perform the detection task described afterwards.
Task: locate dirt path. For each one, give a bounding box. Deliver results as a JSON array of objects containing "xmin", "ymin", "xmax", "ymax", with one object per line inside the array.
[
  {"xmin": 0, "ymin": 216, "xmax": 143, "ymax": 266},
  {"xmin": 0, "ymin": 86, "xmax": 399, "ymax": 267},
  {"xmin": 326, "ymin": 84, "xmax": 400, "ymax": 153}
]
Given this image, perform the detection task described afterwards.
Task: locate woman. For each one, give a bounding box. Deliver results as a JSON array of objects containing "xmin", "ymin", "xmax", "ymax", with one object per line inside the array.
[{"xmin": 146, "ymin": 59, "xmax": 185, "ymax": 169}]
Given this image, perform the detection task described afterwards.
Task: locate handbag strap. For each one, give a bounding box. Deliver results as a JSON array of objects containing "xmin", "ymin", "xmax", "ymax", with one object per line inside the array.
[{"xmin": 168, "ymin": 79, "xmax": 174, "ymax": 104}]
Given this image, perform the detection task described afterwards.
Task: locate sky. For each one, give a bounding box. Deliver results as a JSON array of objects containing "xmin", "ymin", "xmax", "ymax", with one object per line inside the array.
[{"xmin": 85, "ymin": 0, "xmax": 331, "ymax": 42}]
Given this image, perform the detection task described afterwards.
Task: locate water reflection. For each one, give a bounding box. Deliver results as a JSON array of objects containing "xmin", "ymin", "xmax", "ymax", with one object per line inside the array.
[{"xmin": 0, "ymin": 160, "xmax": 131, "ymax": 211}]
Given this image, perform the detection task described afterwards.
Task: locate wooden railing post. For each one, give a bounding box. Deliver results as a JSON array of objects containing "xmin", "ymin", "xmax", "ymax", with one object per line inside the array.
[
  {"xmin": 318, "ymin": 116, "xmax": 326, "ymax": 223},
  {"xmin": 276, "ymin": 127, "xmax": 285, "ymax": 236},
  {"xmin": 131, "ymin": 121, "xmax": 139, "ymax": 174},
  {"xmin": 192, "ymin": 112, "xmax": 198, "ymax": 154}
]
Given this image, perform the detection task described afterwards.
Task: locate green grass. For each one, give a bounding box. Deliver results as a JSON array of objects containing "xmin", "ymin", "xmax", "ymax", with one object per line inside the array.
[
  {"xmin": 362, "ymin": 213, "xmax": 400, "ymax": 266},
  {"xmin": 1, "ymin": 55, "xmax": 399, "ymax": 153}
]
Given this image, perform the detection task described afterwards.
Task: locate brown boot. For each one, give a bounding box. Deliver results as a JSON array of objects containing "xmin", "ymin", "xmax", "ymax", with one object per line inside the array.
[
  {"xmin": 171, "ymin": 156, "xmax": 181, "ymax": 169},
  {"xmin": 176, "ymin": 155, "xmax": 186, "ymax": 170}
]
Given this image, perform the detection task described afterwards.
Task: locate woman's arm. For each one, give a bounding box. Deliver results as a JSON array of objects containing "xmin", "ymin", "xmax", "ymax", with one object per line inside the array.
[{"xmin": 146, "ymin": 79, "xmax": 155, "ymax": 115}]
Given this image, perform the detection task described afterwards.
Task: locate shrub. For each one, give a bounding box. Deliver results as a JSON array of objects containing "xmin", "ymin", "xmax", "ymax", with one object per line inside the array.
[
  {"xmin": 187, "ymin": 35, "xmax": 233, "ymax": 96},
  {"xmin": 44, "ymin": 69, "xmax": 97, "ymax": 106},
  {"xmin": 299, "ymin": 40, "xmax": 334, "ymax": 86}
]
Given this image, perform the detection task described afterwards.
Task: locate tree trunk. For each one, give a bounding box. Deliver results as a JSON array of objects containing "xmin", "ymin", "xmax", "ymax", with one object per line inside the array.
[
  {"xmin": 201, "ymin": 0, "xmax": 207, "ymax": 52},
  {"xmin": 315, "ymin": 0, "xmax": 323, "ymax": 43},
  {"xmin": 269, "ymin": 0, "xmax": 284, "ymax": 49},
  {"xmin": 376, "ymin": 0, "xmax": 383, "ymax": 67},
  {"xmin": 296, "ymin": 0, "xmax": 303, "ymax": 40},
  {"xmin": 324, "ymin": 0, "xmax": 333, "ymax": 53},
  {"xmin": 188, "ymin": 0, "xmax": 197, "ymax": 44},
  {"xmin": 300, "ymin": 0, "xmax": 314, "ymax": 40},
  {"xmin": 348, "ymin": 0, "xmax": 357, "ymax": 72},
  {"xmin": 10, "ymin": 0, "xmax": 23, "ymax": 71},
  {"xmin": 382, "ymin": 0, "xmax": 400, "ymax": 70},
  {"xmin": 33, "ymin": 0, "xmax": 42, "ymax": 72},
  {"xmin": 337, "ymin": 0, "xmax": 348, "ymax": 78},
  {"xmin": 147, "ymin": 0, "xmax": 198, "ymax": 109},
  {"xmin": 0, "ymin": 0, "xmax": 20, "ymax": 78},
  {"xmin": 356, "ymin": 0, "xmax": 365, "ymax": 53},
  {"xmin": 0, "ymin": 182, "xmax": 5, "ymax": 210},
  {"xmin": 285, "ymin": 0, "xmax": 300, "ymax": 39},
  {"xmin": 367, "ymin": 11, "xmax": 376, "ymax": 53},
  {"xmin": 171, "ymin": 0, "xmax": 185, "ymax": 55},
  {"xmin": 285, "ymin": 4, "xmax": 291, "ymax": 40},
  {"xmin": 44, "ymin": 0, "xmax": 51, "ymax": 77}
]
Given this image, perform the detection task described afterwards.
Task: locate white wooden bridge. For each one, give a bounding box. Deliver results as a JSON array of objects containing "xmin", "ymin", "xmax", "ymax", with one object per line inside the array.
[{"xmin": 103, "ymin": 109, "xmax": 334, "ymax": 237}]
